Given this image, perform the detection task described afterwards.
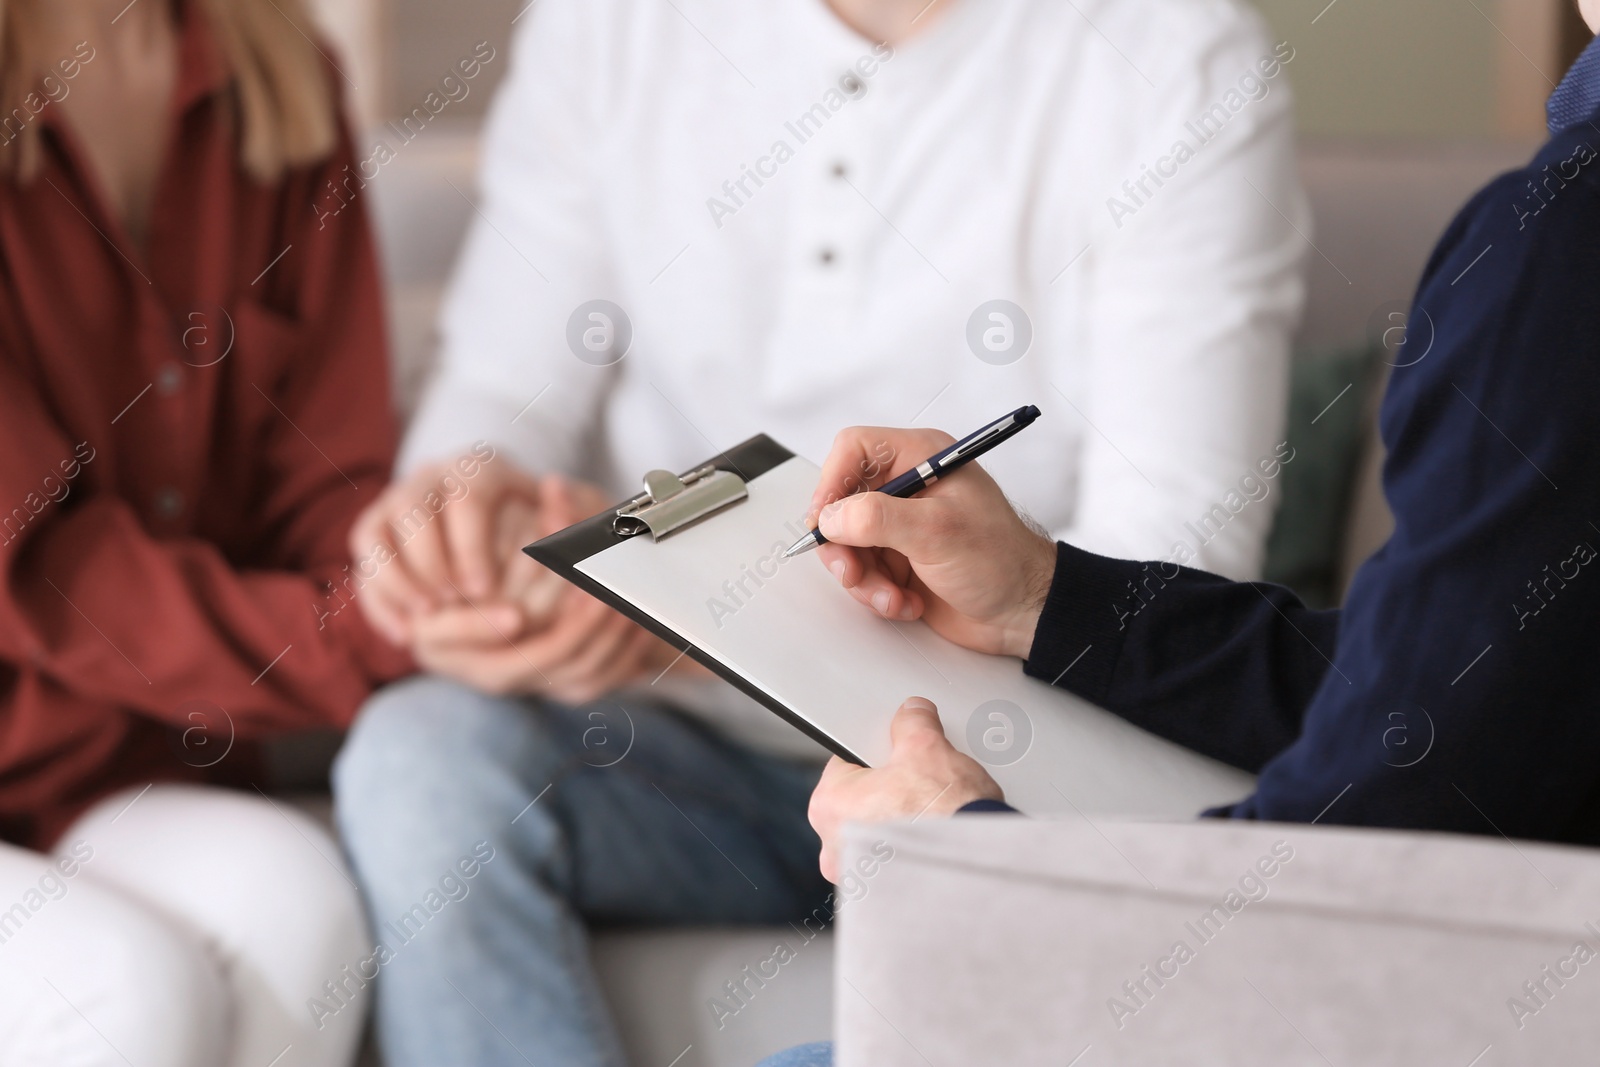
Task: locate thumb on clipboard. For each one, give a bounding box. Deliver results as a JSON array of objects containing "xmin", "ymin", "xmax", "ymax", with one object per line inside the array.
[{"xmin": 808, "ymin": 695, "xmax": 1007, "ymax": 882}]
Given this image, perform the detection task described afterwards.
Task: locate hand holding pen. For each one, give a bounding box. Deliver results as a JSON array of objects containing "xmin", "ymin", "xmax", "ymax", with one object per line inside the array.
[
  {"xmin": 785, "ymin": 406, "xmax": 1040, "ymax": 557},
  {"xmin": 799, "ymin": 411, "xmax": 1058, "ymax": 660}
]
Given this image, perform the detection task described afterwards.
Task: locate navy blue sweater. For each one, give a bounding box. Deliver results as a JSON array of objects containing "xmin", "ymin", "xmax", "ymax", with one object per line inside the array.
[{"xmin": 1002, "ymin": 52, "xmax": 1600, "ymax": 846}]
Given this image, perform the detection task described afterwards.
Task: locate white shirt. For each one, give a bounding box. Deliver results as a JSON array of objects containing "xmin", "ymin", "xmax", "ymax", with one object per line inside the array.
[{"xmin": 401, "ymin": 0, "xmax": 1308, "ymax": 755}]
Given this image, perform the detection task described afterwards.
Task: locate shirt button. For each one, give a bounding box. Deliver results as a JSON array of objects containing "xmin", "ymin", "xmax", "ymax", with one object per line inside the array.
[
  {"xmin": 153, "ymin": 487, "xmax": 184, "ymax": 520},
  {"xmin": 831, "ymin": 161, "xmax": 848, "ymax": 179},
  {"xmin": 840, "ymin": 72, "xmax": 865, "ymax": 98},
  {"xmin": 818, "ymin": 247, "xmax": 837, "ymax": 266},
  {"xmin": 155, "ymin": 363, "xmax": 184, "ymax": 396}
]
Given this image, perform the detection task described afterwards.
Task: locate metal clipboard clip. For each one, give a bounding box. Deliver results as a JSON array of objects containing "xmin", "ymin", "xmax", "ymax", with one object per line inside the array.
[{"xmin": 612, "ymin": 463, "xmax": 748, "ymax": 541}]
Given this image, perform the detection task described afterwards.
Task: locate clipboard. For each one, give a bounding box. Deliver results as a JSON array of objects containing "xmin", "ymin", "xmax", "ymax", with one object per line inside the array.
[{"xmin": 526, "ymin": 435, "xmax": 1255, "ymax": 818}]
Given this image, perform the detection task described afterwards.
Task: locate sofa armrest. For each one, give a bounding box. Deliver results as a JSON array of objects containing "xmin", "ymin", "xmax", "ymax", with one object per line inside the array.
[{"xmin": 835, "ymin": 818, "xmax": 1600, "ymax": 1066}]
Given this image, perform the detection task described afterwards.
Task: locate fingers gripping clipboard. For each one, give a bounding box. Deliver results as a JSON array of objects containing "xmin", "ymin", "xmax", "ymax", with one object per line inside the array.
[{"xmin": 525, "ymin": 435, "xmax": 1255, "ymax": 818}]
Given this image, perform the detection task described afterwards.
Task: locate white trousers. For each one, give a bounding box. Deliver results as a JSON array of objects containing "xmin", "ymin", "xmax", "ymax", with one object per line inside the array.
[{"xmin": 0, "ymin": 784, "xmax": 369, "ymax": 1067}]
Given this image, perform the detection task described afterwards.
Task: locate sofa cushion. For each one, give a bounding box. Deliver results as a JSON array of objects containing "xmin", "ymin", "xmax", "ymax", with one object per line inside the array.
[
  {"xmin": 1262, "ymin": 343, "xmax": 1383, "ymax": 608},
  {"xmin": 592, "ymin": 927, "xmax": 833, "ymax": 1067}
]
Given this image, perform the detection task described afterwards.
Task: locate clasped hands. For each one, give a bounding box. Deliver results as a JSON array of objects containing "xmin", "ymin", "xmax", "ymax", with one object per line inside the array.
[
  {"xmin": 805, "ymin": 426, "xmax": 1060, "ymax": 880},
  {"xmin": 349, "ymin": 459, "xmax": 686, "ymax": 703}
]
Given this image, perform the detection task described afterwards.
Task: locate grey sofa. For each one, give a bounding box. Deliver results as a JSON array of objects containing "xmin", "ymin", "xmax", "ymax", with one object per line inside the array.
[
  {"xmin": 295, "ymin": 127, "xmax": 1556, "ymax": 1066},
  {"xmin": 834, "ymin": 818, "xmax": 1600, "ymax": 1065}
]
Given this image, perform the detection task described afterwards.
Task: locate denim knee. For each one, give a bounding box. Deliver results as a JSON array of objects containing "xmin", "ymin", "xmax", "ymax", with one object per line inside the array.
[{"xmin": 333, "ymin": 675, "xmax": 556, "ymax": 867}]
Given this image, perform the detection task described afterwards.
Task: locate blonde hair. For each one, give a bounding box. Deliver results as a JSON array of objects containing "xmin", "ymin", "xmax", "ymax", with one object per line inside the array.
[{"xmin": 0, "ymin": 0, "xmax": 336, "ymax": 182}]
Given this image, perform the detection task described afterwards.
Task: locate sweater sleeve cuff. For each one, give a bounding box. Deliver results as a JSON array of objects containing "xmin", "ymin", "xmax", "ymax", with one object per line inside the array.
[
  {"xmin": 1022, "ymin": 541, "xmax": 1146, "ymax": 705},
  {"xmin": 957, "ymin": 798, "xmax": 1019, "ymax": 814}
]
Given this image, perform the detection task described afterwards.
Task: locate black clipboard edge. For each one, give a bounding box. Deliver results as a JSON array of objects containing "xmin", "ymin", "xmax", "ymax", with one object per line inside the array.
[{"xmin": 524, "ymin": 435, "xmax": 867, "ymax": 766}]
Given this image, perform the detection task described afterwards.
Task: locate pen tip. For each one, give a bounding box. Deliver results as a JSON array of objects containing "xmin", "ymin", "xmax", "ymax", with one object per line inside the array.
[{"xmin": 782, "ymin": 533, "xmax": 818, "ymax": 559}]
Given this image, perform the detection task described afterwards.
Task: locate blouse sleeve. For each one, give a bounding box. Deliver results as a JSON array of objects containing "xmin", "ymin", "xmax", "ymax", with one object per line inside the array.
[{"xmin": 0, "ymin": 124, "xmax": 411, "ymax": 736}]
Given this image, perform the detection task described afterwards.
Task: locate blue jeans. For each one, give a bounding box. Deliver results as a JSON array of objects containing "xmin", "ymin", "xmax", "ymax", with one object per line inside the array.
[
  {"xmin": 755, "ymin": 1042, "xmax": 834, "ymax": 1066},
  {"xmin": 332, "ymin": 676, "xmax": 829, "ymax": 1067}
]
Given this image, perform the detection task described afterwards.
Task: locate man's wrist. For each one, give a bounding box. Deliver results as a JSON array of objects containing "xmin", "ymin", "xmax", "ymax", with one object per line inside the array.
[
  {"xmin": 1002, "ymin": 534, "xmax": 1059, "ymax": 659},
  {"xmin": 928, "ymin": 782, "xmax": 998, "ymax": 816}
]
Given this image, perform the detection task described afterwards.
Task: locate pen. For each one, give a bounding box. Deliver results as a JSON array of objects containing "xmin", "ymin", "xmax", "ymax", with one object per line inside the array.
[{"xmin": 782, "ymin": 404, "xmax": 1042, "ymax": 559}]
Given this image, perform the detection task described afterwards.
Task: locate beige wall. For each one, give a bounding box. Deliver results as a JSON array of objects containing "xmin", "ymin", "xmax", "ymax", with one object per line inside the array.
[
  {"xmin": 387, "ymin": 0, "xmax": 519, "ymax": 119},
  {"xmin": 1250, "ymin": 0, "xmax": 1581, "ymax": 138},
  {"xmin": 342, "ymin": 0, "xmax": 1583, "ymax": 138}
]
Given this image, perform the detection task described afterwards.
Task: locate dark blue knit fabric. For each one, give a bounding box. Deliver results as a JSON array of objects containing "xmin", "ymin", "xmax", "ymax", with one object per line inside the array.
[{"xmin": 1024, "ymin": 111, "xmax": 1600, "ymax": 845}]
